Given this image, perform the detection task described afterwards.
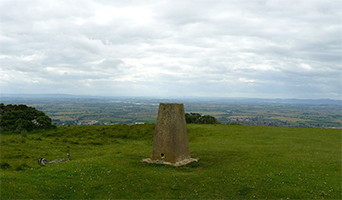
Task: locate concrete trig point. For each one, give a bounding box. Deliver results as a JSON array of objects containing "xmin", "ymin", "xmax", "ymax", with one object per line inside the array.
[{"xmin": 141, "ymin": 103, "xmax": 199, "ymax": 167}]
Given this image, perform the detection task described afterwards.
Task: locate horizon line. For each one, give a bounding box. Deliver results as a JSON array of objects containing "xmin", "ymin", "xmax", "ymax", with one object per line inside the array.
[{"xmin": 0, "ymin": 93, "xmax": 341, "ymax": 101}]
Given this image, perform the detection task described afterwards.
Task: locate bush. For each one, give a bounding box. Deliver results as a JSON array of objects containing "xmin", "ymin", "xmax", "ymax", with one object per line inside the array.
[
  {"xmin": 0, "ymin": 103, "xmax": 56, "ymax": 133},
  {"xmin": 185, "ymin": 113, "xmax": 220, "ymax": 124}
]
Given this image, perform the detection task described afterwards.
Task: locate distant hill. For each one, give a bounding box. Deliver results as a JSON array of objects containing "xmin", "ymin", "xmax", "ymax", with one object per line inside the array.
[
  {"xmin": 215, "ymin": 98, "xmax": 341, "ymax": 105},
  {"xmin": 0, "ymin": 93, "xmax": 94, "ymax": 99},
  {"xmin": 1, "ymin": 93, "xmax": 341, "ymax": 105}
]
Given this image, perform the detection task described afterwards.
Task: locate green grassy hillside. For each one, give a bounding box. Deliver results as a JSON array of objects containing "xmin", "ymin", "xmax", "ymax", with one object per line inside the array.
[{"xmin": 1, "ymin": 124, "xmax": 341, "ymax": 199}]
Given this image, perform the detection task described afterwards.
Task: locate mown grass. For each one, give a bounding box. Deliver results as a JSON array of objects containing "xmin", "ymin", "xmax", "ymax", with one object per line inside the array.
[{"xmin": 0, "ymin": 124, "xmax": 341, "ymax": 199}]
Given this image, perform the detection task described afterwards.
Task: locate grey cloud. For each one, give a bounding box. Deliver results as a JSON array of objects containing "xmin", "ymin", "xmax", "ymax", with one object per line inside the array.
[
  {"xmin": 0, "ymin": 0, "xmax": 340, "ymax": 99},
  {"xmin": 97, "ymin": 59, "xmax": 123, "ymax": 69}
]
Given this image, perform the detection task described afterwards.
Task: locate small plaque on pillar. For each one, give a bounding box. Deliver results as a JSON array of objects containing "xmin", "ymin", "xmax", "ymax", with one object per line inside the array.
[{"xmin": 141, "ymin": 103, "xmax": 199, "ymax": 167}]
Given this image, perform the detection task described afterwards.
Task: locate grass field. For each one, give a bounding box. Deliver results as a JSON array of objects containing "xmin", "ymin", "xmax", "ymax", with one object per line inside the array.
[{"xmin": 1, "ymin": 124, "xmax": 341, "ymax": 199}]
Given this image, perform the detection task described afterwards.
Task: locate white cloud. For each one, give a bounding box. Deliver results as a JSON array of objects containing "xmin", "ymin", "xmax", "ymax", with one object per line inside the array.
[{"xmin": 0, "ymin": 0, "xmax": 341, "ymax": 99}]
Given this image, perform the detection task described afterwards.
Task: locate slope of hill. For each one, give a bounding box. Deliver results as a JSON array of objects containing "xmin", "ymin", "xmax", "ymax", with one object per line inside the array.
[{"xmin": 0, "ymin": 124, "xmax": 341, "ymax": 199}]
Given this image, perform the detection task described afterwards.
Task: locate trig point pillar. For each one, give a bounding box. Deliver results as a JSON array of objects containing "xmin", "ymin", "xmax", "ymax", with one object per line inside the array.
[{"xmin": 141, "ymin": 103, "xmax": 199, "ymax": 166}]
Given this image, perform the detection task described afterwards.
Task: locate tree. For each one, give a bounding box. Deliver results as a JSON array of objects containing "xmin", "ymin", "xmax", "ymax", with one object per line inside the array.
[
  {"xmin": 199, "ymin": 115, "xmax": 220, "ymax": 124},
  {"xmin": 0, "ymin": 103, "xmax": 56, "ymax": 133},
  {"xmin": 185, "ymin": 113, "xmax": 202, "ymax": 123},
  {"xmin": 185, "ymin": 113, "xmax": 220, "ymax": 124}
]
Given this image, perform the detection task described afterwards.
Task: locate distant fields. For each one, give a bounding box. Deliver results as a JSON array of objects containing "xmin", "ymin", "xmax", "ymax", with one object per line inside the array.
[
  {"xmin": 1, "ymin": 124, "xmax": 341, "ymax": 199},
  {"xmin": 1, "ymin": 97, "xmax": 341, "ymax": 127}
]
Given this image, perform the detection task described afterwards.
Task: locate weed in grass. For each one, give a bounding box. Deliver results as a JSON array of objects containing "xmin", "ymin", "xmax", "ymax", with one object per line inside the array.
[
  {"xmin": 238, "ymin": 185, "xmax": 254, "ymax": 196},
  {"xmin": 21, "ymin": 130, "xmax": 28, "ymax": 138},
  {"xmin": 0, "ymin": 162, "xmax": 11, "ymax": 169},
  {"xmin": 15, "ymin": 163, "xmax": 30, "ymax": 171}
]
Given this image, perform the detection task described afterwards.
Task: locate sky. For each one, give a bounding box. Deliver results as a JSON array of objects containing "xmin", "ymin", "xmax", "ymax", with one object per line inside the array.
[{"xmin": 0, "ymin": 0, "xmax": 341, "ymax": 99}]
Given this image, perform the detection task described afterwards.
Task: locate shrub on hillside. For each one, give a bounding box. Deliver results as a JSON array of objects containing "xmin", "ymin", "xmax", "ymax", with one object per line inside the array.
[
  {"xmin": 185, "ymin": 113, "xmax": 220, "ymax": 124},
  {"xmin": 0, "ymin": 103, "xmax": 56, "ymax": 133}
]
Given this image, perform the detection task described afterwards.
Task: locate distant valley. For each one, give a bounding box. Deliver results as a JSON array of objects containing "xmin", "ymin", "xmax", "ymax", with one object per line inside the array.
[{"xmin": 1, "ymin": 94, "xmax": 341, "ymax": 128}]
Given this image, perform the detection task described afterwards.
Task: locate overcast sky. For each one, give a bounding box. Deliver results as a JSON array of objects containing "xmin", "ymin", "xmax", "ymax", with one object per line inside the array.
[{"xmin": 0, "ymin": 0, "xmax": 341, "ymax": 99}]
